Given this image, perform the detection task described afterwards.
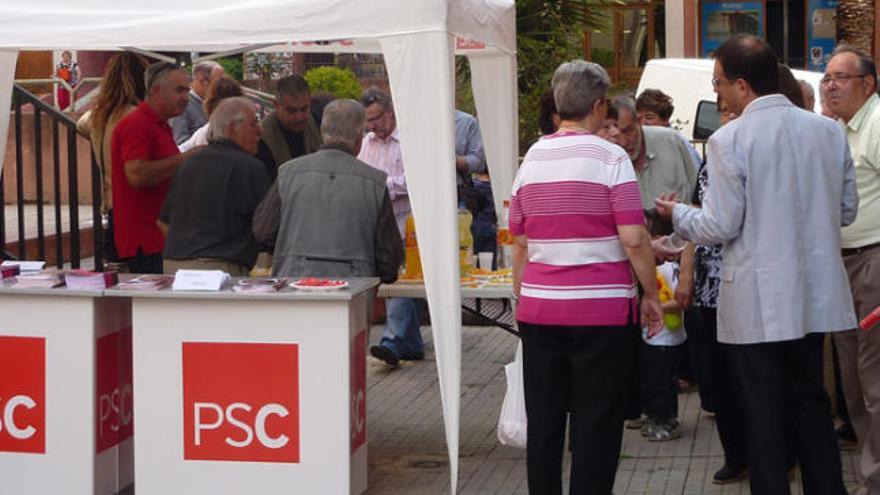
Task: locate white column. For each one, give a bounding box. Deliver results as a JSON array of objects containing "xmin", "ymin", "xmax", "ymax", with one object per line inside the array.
[
  {"xmin": 0, "ymin": 50, "xmax": 18, "ymax": 166},
  {"xmin": 665, "ymin": 0, "xmax": 686, "ymax": 58}
]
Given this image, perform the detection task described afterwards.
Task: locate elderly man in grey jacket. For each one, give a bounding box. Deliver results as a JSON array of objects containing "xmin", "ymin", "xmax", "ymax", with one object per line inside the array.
[
  {"xmin": 252, "ymin": 99, "xmax": 402, "ymax": 282},
  {"xmin": 656, "ymin": 35, "xmax": 857, "ymax": 495}
]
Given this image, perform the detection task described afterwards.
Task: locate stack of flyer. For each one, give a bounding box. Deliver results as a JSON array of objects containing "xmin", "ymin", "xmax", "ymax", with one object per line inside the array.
[
  {"xmin": 232, "ymin": 277, "xmax": 289, "ymax": 293},
  {"xmin": 2, "ymin": 260, "xmax": 46, "ymax": 273},
  {"xmin": 117, "ymin": 275, "xmax": 174, "ymax": 291},
  {"xmin": 0, "ymin": 264, "xmax": 20, "ymax": 280},
  {"xmin": 64, "ymin": 270, "xmax": 119, "ymax": 290},
  {"xmin": 15, "ymin": 271, "xmax": 65, "ymax": 288}
]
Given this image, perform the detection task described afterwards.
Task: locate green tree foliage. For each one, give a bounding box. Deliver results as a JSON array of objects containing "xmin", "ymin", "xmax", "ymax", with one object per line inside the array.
[
  {"xmin": 515, "ymin": 0, "xmax": 610, "ymax": 152},
  {"xmin": 216, "ymin": 56, "xmax": 243, "ymax": 82},
  {"xmin": 303, "ymin": 66, "xmax": 363, "ymax": 99}
]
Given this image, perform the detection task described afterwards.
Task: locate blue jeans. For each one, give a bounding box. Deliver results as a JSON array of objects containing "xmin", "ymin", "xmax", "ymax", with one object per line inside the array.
[{"xmin": 379, "ymin": 297, "xmax": 423, "ymax": 358}]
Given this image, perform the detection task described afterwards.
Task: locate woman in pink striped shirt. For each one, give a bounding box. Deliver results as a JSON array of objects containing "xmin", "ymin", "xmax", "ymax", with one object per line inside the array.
[{"xmin": 511, "ymin": 60, "xmax": 662, "ymax": 494}]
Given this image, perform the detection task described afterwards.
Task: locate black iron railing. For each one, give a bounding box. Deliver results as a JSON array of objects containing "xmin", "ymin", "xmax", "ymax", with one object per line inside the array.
[{"xmin": 2, "ymin": 84, "xmax": 102, "ymax": 269}]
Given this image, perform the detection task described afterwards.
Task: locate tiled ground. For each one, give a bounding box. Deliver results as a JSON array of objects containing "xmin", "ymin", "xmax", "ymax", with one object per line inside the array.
[{"xmin": 365, "ymin": 317, "xmax": 860, "ymax": 494}]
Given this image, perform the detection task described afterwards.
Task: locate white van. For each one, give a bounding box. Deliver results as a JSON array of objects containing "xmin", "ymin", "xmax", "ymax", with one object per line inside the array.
[{"xmin": 636, "ymin": 59, "xmax": 824, "ymax": 142}]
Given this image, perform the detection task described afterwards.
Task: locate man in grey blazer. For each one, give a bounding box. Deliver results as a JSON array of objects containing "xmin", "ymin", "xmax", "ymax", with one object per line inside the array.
[{"xmin": 656, "ymin": 35, "xmax": 857, "ymax": 494}]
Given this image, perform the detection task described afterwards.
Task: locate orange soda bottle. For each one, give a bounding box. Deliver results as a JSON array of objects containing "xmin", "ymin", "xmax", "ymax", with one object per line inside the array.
[
  {"xmin": 497, "ymin": 200, "xmax": 513, "ymax": 269},
  {"xmin": 404, "ymin": 213, "xmax": 422, "ymax": 279}
]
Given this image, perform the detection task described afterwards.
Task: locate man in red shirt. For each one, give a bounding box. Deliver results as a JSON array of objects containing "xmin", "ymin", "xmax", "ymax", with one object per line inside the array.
[{"xmin": 111, "ymin": 61, "xmax": 202, "ymax": 273}]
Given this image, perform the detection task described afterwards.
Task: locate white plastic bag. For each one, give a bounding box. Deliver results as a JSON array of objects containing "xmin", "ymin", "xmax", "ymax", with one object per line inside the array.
[{"xmin": 497, "ymin": 341, "xmax": 527, "ymax": 448}]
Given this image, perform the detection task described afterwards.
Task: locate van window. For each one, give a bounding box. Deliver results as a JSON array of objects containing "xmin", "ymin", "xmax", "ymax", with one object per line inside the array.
[{"xmin": 693, "ymin": 100, "xmax": 720, "ymax": 140}]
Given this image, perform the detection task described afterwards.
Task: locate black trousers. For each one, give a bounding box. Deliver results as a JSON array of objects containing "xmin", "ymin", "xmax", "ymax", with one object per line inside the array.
[
  {"xmin": 727, "ymin": 333, "xmax": 846, "ymax": 495},
  {"xmin": 698, "ymin": 307, "xmax": 748, "ymax": 470},
  {"xmin": 122, "ymin": 247, "xmax": 163, "ymax": 274},
  {"xmin": 519, "ymin": 322, "xmax": 638, "ymax": 495},
  {"xmin": 103, "ymin": 209, "xmax": 120, "ymax": 263},
  {"xmin": 690, "ymin": 306, "xmax": 716, "ymax": 413},
  {"xmin": 640, "ymin": 342, "xmax": 682, "ymax": 423}
]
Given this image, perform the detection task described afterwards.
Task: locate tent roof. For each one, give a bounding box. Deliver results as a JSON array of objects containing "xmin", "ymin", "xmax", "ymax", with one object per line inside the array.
[{"xmin": 0, "ymin": 0, "xmax": 515, "ymax": 54}]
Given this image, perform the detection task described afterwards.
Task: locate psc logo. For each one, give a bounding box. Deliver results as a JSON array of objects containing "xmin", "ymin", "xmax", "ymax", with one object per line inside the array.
[
  {"xmin": 350, "ymin": 330, "xmax": 366, "ymax": 453},
  {"xmin": 0, "ymin": 336, "xmax": 45, "ymax": 454},
  {"xmin": 96, "ymin": 328, "xmax": 133, "ymax": 453},
  {"xmin": 182, "ymin": 342, "xmax": 300, "ymax": 463}
]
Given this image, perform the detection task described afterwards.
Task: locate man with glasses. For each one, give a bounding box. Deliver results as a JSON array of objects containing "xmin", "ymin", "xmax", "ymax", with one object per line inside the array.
[
  {"xmin": 610, "ymin": 94, "xmax": 698, "ymax": 213},
  {"xmin": 170, "ymin": 60, "xmax": 224, "ymax": 144},
  {"xmin": 111, "ymin": 61, "xmax": 201, "ymax": 274},
  {"xmin": 256, "ymin": 75, "xmax": 321, "ymax": 180},
  {"xmin": 656, "ymin": 34, "xmax": 857, "ymax": 494},
  {"xmin": 357, "ymin": 87, "xmax": 422, "ymax": 368},
  {"xmin": 824, "ymin": 44, "xmax": 880, "ymax": 495}
]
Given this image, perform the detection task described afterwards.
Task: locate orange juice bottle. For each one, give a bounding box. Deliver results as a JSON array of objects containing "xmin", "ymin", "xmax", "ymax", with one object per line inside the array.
[
  {"xmin": 458, "ymin": 206, "xmax": 474, "ymax": 275},
  {"xmin": 497, "ymin": 200, "xmax": 513, "ymax": 269},
  {"xmin": 403, "ymin": 213, "xmax": 422, "ymax": 279}
]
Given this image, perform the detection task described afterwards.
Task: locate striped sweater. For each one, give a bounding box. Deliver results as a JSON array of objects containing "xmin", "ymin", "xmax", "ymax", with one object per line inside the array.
[{"xmin": 510, "ymin": 131, "xmax": 645, "ymax": 326}]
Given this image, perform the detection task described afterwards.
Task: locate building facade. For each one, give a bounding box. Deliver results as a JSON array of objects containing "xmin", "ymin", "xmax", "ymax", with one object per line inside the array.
[{"xmin": 585, "ymin": 0, "xmax": 879, "ymax": 85}]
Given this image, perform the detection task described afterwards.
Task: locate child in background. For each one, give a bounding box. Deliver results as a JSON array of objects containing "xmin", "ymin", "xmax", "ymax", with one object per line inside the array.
[{"xmin": 641, "ymin": 260, "xmax": 686, "ymax": 441}]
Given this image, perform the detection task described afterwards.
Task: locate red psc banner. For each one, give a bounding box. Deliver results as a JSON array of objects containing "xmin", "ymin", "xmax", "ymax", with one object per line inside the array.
[
  {"xmin": 95, "ymin": 328, "xmax": 134, "ymax": 453},
  {"xmin": 0, "ymin": 336, "xmax": 45, "ymax": 454},
  {"xmin": 182, "ymin": 342, "xmax": 300, "ymax": 463}
]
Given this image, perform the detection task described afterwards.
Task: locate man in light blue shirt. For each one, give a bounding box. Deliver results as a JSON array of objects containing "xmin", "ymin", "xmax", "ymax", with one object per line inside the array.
[
  {"xmin": 454, "ymin": 110, "xmax": 486, "ymax": 177},
  {"xmin": 454, "ymin": 110, "xmax": 496, "ymax": 257}
]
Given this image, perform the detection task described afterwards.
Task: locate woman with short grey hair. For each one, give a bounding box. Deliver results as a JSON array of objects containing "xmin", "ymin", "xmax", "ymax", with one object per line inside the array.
[{"xmin": 511, "ymin": 60, "xmax": 661, "ymax": 494}]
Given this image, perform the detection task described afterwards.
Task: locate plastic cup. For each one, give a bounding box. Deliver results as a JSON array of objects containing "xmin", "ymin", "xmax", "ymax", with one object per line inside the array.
[{"xmin": 478, "ymin": 252, "xmax": 494, "ymax": 270}]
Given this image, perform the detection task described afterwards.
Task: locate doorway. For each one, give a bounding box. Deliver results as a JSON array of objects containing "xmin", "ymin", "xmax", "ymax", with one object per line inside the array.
[{"xmin": 584, "ymin": 1, "xmax": 666, "ymax": 88}]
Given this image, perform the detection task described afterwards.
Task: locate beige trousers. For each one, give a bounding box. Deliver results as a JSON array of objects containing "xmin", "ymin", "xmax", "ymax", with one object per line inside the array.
[{"xmin": 834, "ymin": 247, "xmax": 880, "ymax": 495}]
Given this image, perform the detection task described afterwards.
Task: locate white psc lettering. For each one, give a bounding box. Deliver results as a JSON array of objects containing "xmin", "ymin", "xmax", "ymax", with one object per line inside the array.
[
  {"xmin": 98, "ymin": 385, "xmax": 133, "ymax": 437},
  {"xmin": 193, "ymin": 402, "xmax": 290, "ymax": 449},
  {"xmin": 0, "ymin": 395, "xmax": 38, "ymax": 440},
  {"xmin": 351, "ymin": 390, "xmax": 365, "ymax": 438}
]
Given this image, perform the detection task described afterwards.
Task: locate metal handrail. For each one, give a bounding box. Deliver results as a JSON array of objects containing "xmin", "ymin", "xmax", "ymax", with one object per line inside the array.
[
  {"xmin": 14, "ymin": 76, "xmax": 102, "ymax": 112},
  {"xmin": 3, "ymin": 83, "xmax": 102, "ymax": 269}
]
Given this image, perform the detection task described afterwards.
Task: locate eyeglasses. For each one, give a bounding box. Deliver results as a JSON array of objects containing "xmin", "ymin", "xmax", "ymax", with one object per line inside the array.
[
  {"xmin": 711, "ymin": 76, "xmax": 734, "ymax": 88},
  {"xmin": 145, "ymin": 61, "xmax": 180, "ymax": 90},
  {"xmin": 820, "ymin": 73, "xmax": 866, "ymax": 86}
]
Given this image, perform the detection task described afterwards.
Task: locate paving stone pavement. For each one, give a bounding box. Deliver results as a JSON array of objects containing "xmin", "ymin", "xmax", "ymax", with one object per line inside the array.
[{"xmin": 365, "ymin": 320, "xmax": 860, "ymax": 494}]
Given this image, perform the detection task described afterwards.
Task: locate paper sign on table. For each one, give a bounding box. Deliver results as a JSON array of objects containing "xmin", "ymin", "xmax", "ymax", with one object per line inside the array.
[{"xmin": 172, "ymin": 270, "xmax": 230, "ymax": 291}]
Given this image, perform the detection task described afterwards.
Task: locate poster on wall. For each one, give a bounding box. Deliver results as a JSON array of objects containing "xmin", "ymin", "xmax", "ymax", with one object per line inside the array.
[
  {"xmin": 807, "ymin": 0, "xmax": 838, "ymax": 71},
  {"xmin": 701, "ymin": 1, "xmax": 765, "ymax": 56}
]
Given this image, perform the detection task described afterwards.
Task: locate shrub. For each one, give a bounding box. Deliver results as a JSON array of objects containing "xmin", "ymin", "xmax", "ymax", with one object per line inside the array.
[
  {"xmin": 216, "ymin": 56, "xmax": 244, "ymax": 82},
  {"xmin": 303, "ymin": 66, "xmax": 362, "ymax": 99}
]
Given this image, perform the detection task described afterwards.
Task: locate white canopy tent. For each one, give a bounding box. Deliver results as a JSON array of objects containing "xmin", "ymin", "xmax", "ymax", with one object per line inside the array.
[{"xmin": 0, "ymin": 1, "xmax": 517, "ymax": 492}]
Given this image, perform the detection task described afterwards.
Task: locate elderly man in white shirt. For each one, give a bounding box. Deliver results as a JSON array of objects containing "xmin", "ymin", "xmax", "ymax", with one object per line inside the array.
[
  {"xmin": 824, "ymin": 44, "xmax": 880, "ymax": 495},
  {"xmin": 656, "ymin": 34, "xmax": 857, "ymax": 495}
]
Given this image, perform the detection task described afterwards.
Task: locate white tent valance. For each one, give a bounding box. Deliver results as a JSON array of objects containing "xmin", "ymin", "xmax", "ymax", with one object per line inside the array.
[{"xmin": 0, "ymin": 2, "xmax": 518, "ymax": 493}]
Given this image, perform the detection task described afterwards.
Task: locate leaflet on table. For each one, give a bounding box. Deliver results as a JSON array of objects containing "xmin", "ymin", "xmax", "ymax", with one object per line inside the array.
[
  {"xmin": 117, "ymin": 275, "xmax": 174, "ymax": 291},
  {"xmin": 63, "ymin": 270, "xmax": 119, "ymax": 290},
  {"xmin": 15, "ymin": 271, "xmax": 65, "ymax": 288},
  {"xmin": 233, "ymin": 277, "xmax": 289, "ymax": 293},
  {"xmin": 172, "ymin": 270, "xmax": 230, "ymax": 291},
  {"xmin": 2, "ymin": 260, "xmax": 46, "ymax": 272}
]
